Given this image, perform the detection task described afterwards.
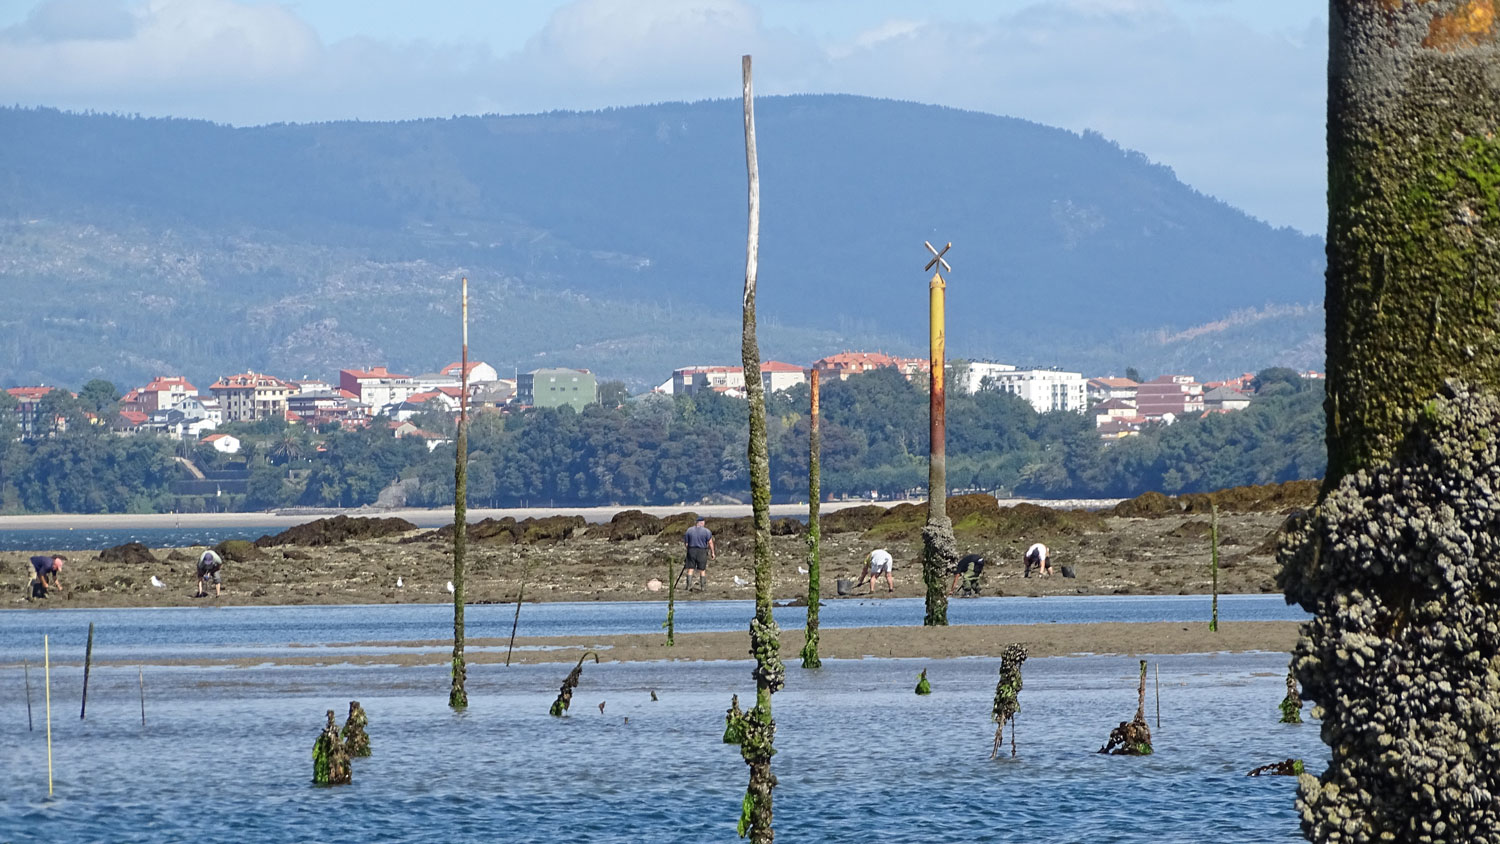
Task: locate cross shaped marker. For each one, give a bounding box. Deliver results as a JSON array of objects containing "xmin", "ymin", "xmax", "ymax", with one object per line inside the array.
[{"xmin": 924, "ymin": 241, "xmax": 952, "ymax": 274}]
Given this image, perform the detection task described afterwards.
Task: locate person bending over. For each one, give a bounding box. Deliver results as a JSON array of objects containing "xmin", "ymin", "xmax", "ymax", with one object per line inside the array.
[{"xmin": 197, "ymin": 549, "xmax": 224, "ymax": 597}]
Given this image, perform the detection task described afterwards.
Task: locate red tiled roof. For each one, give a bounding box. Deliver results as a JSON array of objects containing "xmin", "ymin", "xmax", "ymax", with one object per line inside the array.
[
  {"xmin": 201, "ymin": 433, "xmax": 232, "ymax": 443},
  {"xmin": 441, "ymin": 362, "xmax": 487, "ymax": 376},
  {"xmin": 759, "ymin": 361, "xmax": 805, "ymax": 373},
  {"xmin": 1089, "ymin": 377, "xmax": 1139, "ymax": 389},
  {"xmin": 143, "ymin": 376, "xmax": 197, "ymax": 393},
  {"xmin": 210, "ymin": 372, "xmax": 292, "ymax": 390},
  {"xmin": 341, "ymin": 366, "xmax": 409, "ymax": 380},
  {"xmin": 6, "ymin": 386, "xmax": 62, "ymax": 401},
  {"xmin": 118, "ymin": 410, "xmax": 147, "ymax": 425}
]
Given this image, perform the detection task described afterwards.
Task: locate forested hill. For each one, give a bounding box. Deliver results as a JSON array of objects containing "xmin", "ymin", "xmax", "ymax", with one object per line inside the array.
[{"xmin": 0, "ymin": 97, "xmax": 1324, "ymax": 388}]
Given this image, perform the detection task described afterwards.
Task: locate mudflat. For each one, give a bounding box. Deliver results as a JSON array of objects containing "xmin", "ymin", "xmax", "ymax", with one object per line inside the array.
[{"xmin": 1, "ymin": 507, "xmax": 1292, "ymax": 610}]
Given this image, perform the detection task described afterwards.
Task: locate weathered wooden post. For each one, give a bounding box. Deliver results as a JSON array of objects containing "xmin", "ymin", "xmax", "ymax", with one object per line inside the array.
[
  {"xmin": 341, "ymin": 700, "xmax": 370, "ymax": 756},
  {"xmin": 449, "ymin": 276, "xmax": 469, "ymax": 709},
  {"xmin": 991, "ymin": 644, "xmax": 1027, "ymax": 759},
  {"xmin": 80, "ymin": 622, "xmax": 93, "ymax": 719},
  {"xmin": 1278, "ymin": 669, "xmax": 1302, "ymax": 725},
  {"xmin": 1277, "ymin": 4, "xmax": 1500, "ymax": 839},
  {"xmin": 922, "ymin": 241, "xmax": 956, "ymax": 627},
  {"xmin": 1209, "ymin": 504, "xmax": 1219, "ymax": 632},
  {"xmin": 721, "ymin": 53, "xmax": 783, "ymax": 844},
  {"xmin": 800, "ymin": 368, "xmax": 822, "ymax": 668},
  {"xmin": 549, "ymin": 652, "xmax": 599, "ymax": 717},
  {"xmin": 665, "ymin": 554, "xmax": 677, "ymax": 647},
  {"xmin": 1098, "ymin": 659, "xmax": 1153, "ymax": 756},
  {"xmin": 24, "ymin": 660, "xmax": 33, "ymax": 731},
  {"xmin": 312, "ymin": 709, "xmax": 351, "ymax": 785}
]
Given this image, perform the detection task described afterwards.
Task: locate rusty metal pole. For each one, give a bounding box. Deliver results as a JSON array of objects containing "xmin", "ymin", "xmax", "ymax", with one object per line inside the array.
[{"xmin": 921, "ymin": 242, "xmax": 955, "ymax": 626}]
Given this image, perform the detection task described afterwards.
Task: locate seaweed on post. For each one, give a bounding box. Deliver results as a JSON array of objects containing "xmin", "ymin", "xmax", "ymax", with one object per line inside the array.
[
  {"xmin": 990, "ymin": 644, "xmax": 1027, "ymax": 759},
  {"xmin": 1098, "ymin": 659, "xmax": 1152, "ymax": 756},
  {"xmin": 549, "ymin": 651, "xmax": 599, "ymax": 717},
  {"xmin": 726, "ymin": 54, "xmax": 781, "ymax": 843},
  {"xmin": 1277, "ymin": 670, "xmax": 1301, "ymax": 725},
  {"xmin": 1208, "ymin": 502, "xmax": 1219, "ymax": 632},
  {"xmin": 800, "ymin": 367, "xmax": 822, "ymax": 669},
  {"xmin": 1247, "ymin": 759, "xmax": 1304, "ymax": 777},
  {"xmin": 312, "ymin": 709, "xmax": 352, "ymax": 785},
  {"xmin": 665, "ymin": 554, "xmax": 676, "ymax": 647},
  {"xmin": 915, "ymin": 669, "xmax": 931, "ymax": 696},
  {"xmin": 341, "ymin": 700, "xmax": 370, "ymax": 757},
  {"xmin": 449, "ymin": 276, "xmax": 470, "ymax": 710},
  {"xmin": 723, "ymin": 694, "xmax": 746, "ymax": 744}
]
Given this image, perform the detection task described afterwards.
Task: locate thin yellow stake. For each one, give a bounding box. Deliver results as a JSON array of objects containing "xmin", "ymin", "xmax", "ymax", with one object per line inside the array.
[{"xmin": 44, "ymin": 635, "xmax": 53, "ymax": 796}]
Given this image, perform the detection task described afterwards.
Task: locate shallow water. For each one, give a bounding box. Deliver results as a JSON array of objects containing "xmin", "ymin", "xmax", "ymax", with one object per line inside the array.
[
  {"xmin": 0, "ymin": 595, "xmax": 1306, "ymax": 663},
  {"xmin": 0, "ymin": 652, "xmax": 1321, "ymax": 843}
]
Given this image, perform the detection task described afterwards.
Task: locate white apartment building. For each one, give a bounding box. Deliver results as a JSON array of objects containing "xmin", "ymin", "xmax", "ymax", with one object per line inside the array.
[
  {"xmin": 956, "ymin": 361, "xmax": 1017, "ymax": 394},
  {"xmin": 984, "ymin": 368, "xmax": 1089, "ymax": 413}
]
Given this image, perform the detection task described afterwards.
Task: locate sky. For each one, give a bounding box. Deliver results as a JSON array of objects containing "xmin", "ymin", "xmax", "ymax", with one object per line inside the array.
[{"xmin": 0, "ymin": 0, "xmax": 1329, "ymax": 233}]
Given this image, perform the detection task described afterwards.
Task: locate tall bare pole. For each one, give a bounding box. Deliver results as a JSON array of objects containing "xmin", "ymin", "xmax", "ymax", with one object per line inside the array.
[
  {"xmin": 800, "ymin": 368, "xmax": 822, "ymax": 669},
  {"xmin": 726, "ymin": 53, "xmax": 782, "ymax": 844},
  {"xmin": 449, "ymin": 276, "xmax": 469, "ymax": 709},
  {"xmin": 922, "ymin": 241, "xmax": 955, "ymax": 626}
]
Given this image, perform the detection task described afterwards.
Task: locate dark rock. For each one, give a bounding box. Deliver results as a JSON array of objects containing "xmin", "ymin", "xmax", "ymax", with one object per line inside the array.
[
  {"xmin": 98, "ymin": 541, "xmax": 156, "ymax": 564},
  {"xmin": 213, "ymin": 539, "xmax": 266, "ymax": 562},
  {"xmin": 607, "ymin": 509, "xmax": 663, "ymax": 541},
  {"xmin": 255, "ymin": 515, "xmax": 418, "ymax": 547}
]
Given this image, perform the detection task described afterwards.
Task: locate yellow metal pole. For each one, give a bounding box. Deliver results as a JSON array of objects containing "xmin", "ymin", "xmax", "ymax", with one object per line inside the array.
[{"xmin": 44, "ymin": 635, "xmax": 53, "ymax": 796}]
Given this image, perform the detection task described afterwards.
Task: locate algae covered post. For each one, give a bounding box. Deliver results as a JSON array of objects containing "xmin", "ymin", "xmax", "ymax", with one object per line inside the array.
[
  {"xmin": 1208, "ymin": 503, "xmax": 1219, "ymax": 632},
  {"xmin": 312, "ymin": 709, "xmax": 351, "ymax": 785},
  {"xmin": 722, "ymin": 54, "xmax": 783, "ymax": 844},
  {"xmin": 800, "ymin": 367, "xmax": 822, "ymax": 669},
  {"xmin": 449, "ymin": 276, "xmax": 469, "ymax": 710},
  {"xmin": 1098, "ymin": 659, "xmax": 1152, "ymax": 756},
  {"xmin": 921, "ymin": 240, "xmax": 956, "ymax": 627},
  {"xmin": 1277, "ymin": 3, "xmax": 1500, "ymax": 839},
  {"xmin": 990, "ymin": 644, "xmax": 1027, "ymax": 759},
  {"xmin": 549, "ymin": 651, "xmax": 598, "ymax": 717}
]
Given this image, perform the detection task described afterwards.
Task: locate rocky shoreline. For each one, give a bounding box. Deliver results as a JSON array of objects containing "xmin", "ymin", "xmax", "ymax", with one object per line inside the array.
[{"xmin": 3, "ymin": 484, "xmax": 1312, "ymax": 610}]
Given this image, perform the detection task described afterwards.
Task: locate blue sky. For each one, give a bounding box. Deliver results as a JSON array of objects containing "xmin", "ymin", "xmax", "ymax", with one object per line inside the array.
[{"xmin": 0, "ymin": 0, "xmax": 1328, "ymax": 233}]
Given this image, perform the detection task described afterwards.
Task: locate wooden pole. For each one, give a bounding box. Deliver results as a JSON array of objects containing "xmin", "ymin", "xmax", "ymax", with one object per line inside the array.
[
  {"xmin": 505, "ymin": 556, "xmax": 529, "ymax": 667},
  {"xmin": 1210, "ymin": 503, "xmax": 1220, "ymax": 632},
  {"xmin": 138, "ymin": 666, "xmax": 146, "ymax": 726},
  {"xmin": 1154, "ymin": 662, "xmax": 1161, "ymax": 729},
  {"xmin": 801, "ymin": 367, "xmax": 822, "ymax": 668},
  {"xmin": 24, "ymin": 660, "xmax": 33, "ymax": 731},
  {"xmin": 44, "ymin": 635, "xmax": 53, "ymax": 796},
  {"xmin": 922, "ymin": 242, "xmax": 955, "ymax": 627},
  {"xmin": 449, "ymin": 276, "xmax": 469, "ymax": 709},
  {"xmin": 80, "ymin": 622, "xmax": 94, "ymax": 720}
]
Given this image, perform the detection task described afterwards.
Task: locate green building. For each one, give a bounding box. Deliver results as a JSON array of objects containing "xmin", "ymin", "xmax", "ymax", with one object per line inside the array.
[{"xmin": 517, "ymin": 368, "xmax": 597, "ymax": 412}]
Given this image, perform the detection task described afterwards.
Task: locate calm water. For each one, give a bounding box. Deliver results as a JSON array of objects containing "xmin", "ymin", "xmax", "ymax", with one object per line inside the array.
[
  {"xmin": 0, "ymin": 595, "xmax": 1308, "ymax": 663},
  {"xmin": 0, "ymin": 653, "xmax": 1322, "ymax": 843}
]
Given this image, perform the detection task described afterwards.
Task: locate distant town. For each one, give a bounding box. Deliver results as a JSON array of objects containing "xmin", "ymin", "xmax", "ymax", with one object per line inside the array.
[{"xmin": 4, "ymin": 351, "xmax": 1326, "ymax": 451}]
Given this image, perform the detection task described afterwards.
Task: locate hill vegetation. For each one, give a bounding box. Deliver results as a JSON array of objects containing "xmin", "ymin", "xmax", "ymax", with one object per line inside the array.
[{"xmin": 0, "ymin": 96, "xmax": 1323, "ymax": 388}]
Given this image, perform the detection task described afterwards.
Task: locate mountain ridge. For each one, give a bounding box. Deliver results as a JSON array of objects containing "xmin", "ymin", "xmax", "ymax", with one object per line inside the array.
[{"xmin": 0, "ymin": 95, "xmax": 1324, "ymax": 388}]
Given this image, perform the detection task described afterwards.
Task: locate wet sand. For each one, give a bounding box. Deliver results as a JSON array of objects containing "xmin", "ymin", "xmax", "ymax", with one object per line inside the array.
[{"xmin": 67, "ymin": 621, "xmax": 1299, "ymax": 669}]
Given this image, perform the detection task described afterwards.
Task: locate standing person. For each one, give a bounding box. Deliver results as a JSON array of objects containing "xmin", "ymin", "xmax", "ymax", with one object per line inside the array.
[
  {"xmin": 682, "ymin": 517, "xmax": 715, "ymax": 592},
  {"xmin": 196, "ymin": 549, "xmax": 224, "ymax": 597},
  {"xmin": 1023, "ymin": 542, "xmax": 1052, "ymax": 577},
  {"xmin": 29, "ymin": 554, "xmax": 65, "ymax": 597},
  {"xmin": 858, "ymin": 548, "xmax": 895, "ymax": 595}
]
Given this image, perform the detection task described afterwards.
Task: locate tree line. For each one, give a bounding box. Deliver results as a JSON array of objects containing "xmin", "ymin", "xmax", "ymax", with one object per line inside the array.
[{"xmin": 0, "ymin": 368, "xmax": 1325, "ymax": 513}]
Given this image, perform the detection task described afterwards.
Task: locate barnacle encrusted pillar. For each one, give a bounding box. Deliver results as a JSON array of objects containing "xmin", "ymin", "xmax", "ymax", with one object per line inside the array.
[
  {"xmin": 991, "ymin": 644, "xmax": 1028, "ymax": 759},
  {"xmin": 341, "ymin": 700, "xmax": 370, "ymax": 756},
  {"xmin": 1284, "ymin": 2, "xmax": 1500, "ymax": 840},
  {"xmin": 1280, "ymin": 384, "xmax": 1500, "ymax": 841},
  {"xmin": 1324, "ymin": 0, "xmax": 1500, "ymax": 483}
]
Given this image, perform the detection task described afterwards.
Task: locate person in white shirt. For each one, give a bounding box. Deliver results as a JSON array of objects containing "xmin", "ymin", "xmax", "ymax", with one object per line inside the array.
[
  {"xmin": 1024, "ymin": 542, "xmax": 1052, "ymax": 577},
  {"xmin": 856, "ymin": 548, "xmax": 895, "ymax": 594}
]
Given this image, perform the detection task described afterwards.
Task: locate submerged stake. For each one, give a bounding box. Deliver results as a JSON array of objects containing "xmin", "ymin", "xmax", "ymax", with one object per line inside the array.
[
  {"xmin": 24, "ymin": 660, "xmax": 33, "ymax": 732},
  {"xmin": 80, "ymin": 622, "xmax": 94, "ymax": 720},
  {"xmin": 138, "ymin": 666, "xmax": 146, "ymax": 727}
]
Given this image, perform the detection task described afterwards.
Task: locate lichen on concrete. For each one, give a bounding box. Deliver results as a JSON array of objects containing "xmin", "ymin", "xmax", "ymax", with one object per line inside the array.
[
  {"xmin": 1278, "ymin": 382, "xmax": 1500, "ymax": 843},
  {"xmin": 1326, "ymin": 0, "xmax": 1500, "ymax": 484}
]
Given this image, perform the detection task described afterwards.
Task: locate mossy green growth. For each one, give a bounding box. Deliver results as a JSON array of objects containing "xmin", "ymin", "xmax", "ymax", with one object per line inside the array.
[
  {"xmin": 915, "ymin": 669, "xmax": 931, "ymax": 695},
  {"xmin": 312, "ymin": 709, "xmax": 351, "ymax": 785},
  {"xmin": 736, "ymin": 792, "xmax": 755, "ymax": 838},
  {"xmin": 723, "ymin": 694, "xmax": 746, "ymax": 745}
]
